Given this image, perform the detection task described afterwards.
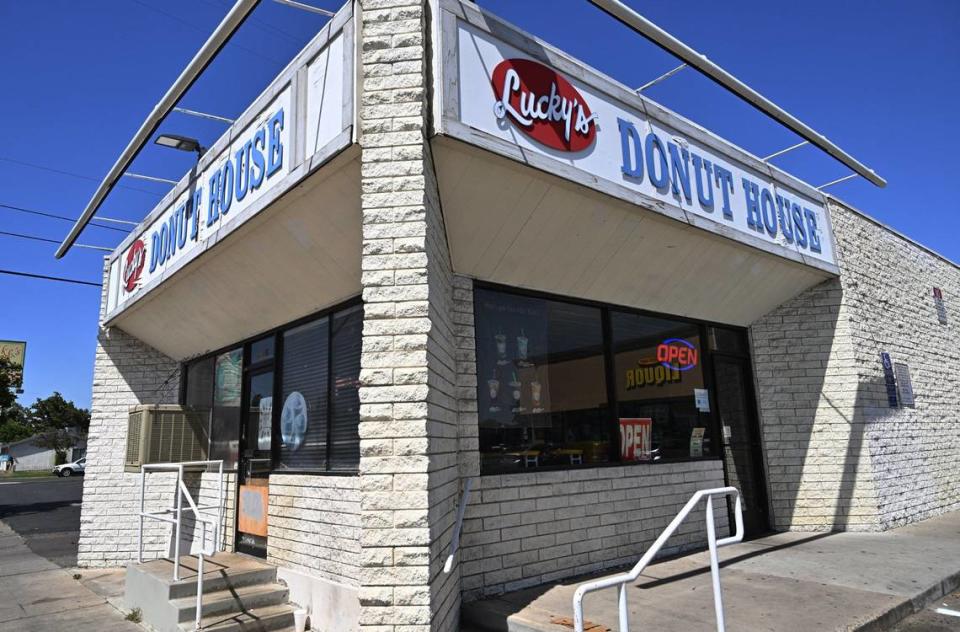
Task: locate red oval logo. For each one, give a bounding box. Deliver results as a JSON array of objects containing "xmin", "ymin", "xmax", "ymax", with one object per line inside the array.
[
  {"xmin": 123, "ymin": 239, "xmax": 146, "ymax": 293},
  {"xmin": 491, "ymin": 59, "xmax": 598, "ymax": 152}
]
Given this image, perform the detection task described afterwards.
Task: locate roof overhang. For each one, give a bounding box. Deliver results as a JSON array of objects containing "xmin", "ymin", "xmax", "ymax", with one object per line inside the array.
[{"xmin": 431, "ymin": 0, "xmax": 841, "ymax": 283}]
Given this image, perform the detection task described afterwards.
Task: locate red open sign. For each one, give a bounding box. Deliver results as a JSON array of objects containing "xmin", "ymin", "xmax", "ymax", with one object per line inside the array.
[
  {"xmin": 620, "ymin": 418, "xmax": 652, "ymax": 461},
  {"xmin": 656, "ymin": 338, "xmax": 698, "ymax": 371}
]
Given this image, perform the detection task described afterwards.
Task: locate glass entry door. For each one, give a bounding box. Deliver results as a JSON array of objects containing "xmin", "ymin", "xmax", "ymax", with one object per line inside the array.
[
  {"xmin": 712, "ymin": 355, "xmax": 770, "ymax": 537},
  {"xmin": 236, "ymin": 364, "xmax": 274, "ymax": 557}
]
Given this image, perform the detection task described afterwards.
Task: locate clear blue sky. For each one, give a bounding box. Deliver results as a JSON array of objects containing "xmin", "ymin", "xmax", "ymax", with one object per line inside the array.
[{"xmin": 1, "ymin": 0, "xmax": 957, "ymax": 410}]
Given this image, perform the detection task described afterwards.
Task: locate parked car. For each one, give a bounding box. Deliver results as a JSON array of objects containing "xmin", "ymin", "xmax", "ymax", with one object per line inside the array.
[{"xmin": 53, "ymin": 457, "xmax": 86, "ymax": 477}]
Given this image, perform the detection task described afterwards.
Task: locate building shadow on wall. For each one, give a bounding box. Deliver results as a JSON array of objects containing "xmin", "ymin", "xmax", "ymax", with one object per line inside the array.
[{"xmin": 752, "ymin": 278, "xmax": 899, "ymax": 532}]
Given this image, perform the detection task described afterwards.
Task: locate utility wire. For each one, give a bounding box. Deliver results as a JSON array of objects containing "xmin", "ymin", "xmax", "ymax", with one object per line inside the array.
[
  {"xmin": 0, "ymin": 268, "xmax": 101, "ymax": 288},
  {"xmin": 205, "ymin": 0, "xmax": 302, "ymax": 44},
  {"xmin": 0, "ymin": 203, "xmax": 130, "ymax": 234},
  {"xmin": 131, "ymin": 0, "xmax": 288, "ymax": 66},
  {"xmin": 0, "ymin": 230, "xmax": 112, "ymax": 252},
  {"xmin": 0, "ymin": 157, "xmax": 163, "ymax": 197}
]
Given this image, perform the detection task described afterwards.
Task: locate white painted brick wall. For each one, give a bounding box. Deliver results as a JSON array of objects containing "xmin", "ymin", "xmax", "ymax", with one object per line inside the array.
[
  {"xmin": 78, "ymin": 259, "xmax": 188, "ymax": 567},
  {"xmin": 268, "ymin": 474, "xmax": 361, "ymax": 586},
  {"xmin": 830, "ymin": 202, "xmax": 960, "ymax": 528},
  {"xmin": 750, "ymin": 200, "xmax": 960, "ymax": 531},
  {"xmin": 357, "ymin": 1, "xmax": 461, "ymax": 629}
]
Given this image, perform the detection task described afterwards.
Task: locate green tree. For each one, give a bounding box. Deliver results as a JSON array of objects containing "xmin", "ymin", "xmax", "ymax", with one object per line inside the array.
[
  {"xmin": 0, "ymin": 358, "xmax": 31, "ymax": 444},
  {"xmin": 0, "ymin": 403, "xmax": 31, "ymax": 443},
  {"xmin": 28, "ymin": 392, "xmax": 90, "ymax": 461},
  {"xmin": 0, "ymin": 357, "xmax": 16, "ymax": 415}
]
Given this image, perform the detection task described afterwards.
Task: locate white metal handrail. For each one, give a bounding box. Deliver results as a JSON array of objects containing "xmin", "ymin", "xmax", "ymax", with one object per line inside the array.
[
  {"xmin": 138, "ymin": 460, "xmax": 224, "ymax": 631},
  {"xmin": 573, "ymin": 486, "xmax": 744, "ymax": 632},
  {"xmin": 443, "ymin": 477, "xmax": 474, "ymax": 574}
]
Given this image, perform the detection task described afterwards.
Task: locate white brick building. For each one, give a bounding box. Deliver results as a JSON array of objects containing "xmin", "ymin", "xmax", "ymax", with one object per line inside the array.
[{"xmin": 75, "ymin": 1, "xmax": 959, "ymax": 630}]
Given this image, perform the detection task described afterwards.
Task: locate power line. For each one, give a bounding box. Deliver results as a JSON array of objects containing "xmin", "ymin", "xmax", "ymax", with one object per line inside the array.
[
  {"xmin": 131, "ymin": 0, "xmax": 288, "ymax": 66},
  {"xmin": 0, "ymin": 230, "xmax": 112, "ymax": 252},
  {"xmin": 0, "ymin": 203, "xmax": 130, "ymax": 234},
  {"xmin": 0, "ymin": 157, "xmax": 164, "ymax": 197},
  {"xmin": 0, "ymin": 268, "xmax": 101, "ymax": 288},
  {"xmin": 204, "ymin": 0, "xmax": 302, "ymax": 44}
]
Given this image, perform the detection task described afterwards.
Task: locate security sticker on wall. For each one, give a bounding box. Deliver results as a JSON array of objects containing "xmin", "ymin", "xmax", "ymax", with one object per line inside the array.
[
  {"xmin": 694, "ymin": 388, "xmax": 710, "ymax": 412},
  {"xmin": 258, "ymin": 396, "xmax": 273, "ymax": 450}
]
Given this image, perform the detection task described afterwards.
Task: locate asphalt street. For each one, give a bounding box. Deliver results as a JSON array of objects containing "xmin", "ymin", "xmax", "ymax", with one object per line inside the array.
[{"xmin": 0, "ymin": 476, "xmax": 83, "ymax": 568}]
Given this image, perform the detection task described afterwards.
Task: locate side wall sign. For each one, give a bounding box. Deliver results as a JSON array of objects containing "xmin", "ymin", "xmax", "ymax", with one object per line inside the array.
[
  {"xmin": 104, "ymin": 15, "xmax": 353, "ymax": 321},
  {"xmin": 114, "ymin": 90, "xmax": 292, "ymax": 314},
  {"xmin": 451, "ymin": 20, "xmax": 836, "ymax": 268}
]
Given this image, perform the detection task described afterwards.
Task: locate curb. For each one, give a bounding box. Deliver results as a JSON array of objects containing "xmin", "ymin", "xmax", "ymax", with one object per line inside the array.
[{"xmin": 851, "ymin": 568, "xmax": 960, "ymax": 632}]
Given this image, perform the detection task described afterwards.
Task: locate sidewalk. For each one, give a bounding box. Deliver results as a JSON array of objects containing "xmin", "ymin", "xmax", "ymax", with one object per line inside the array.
[
  {"xmin": 0, "ymin": 521, "xmax": 140, "ymax": 632},
  {"xmin": 463, "ymin": 510, "xmax": 960, "ymax": 632}
]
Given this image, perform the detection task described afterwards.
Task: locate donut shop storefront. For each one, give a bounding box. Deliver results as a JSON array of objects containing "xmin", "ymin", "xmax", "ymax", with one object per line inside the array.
[{"xmin": 76, "ymin": 1, "xmax": 957, "ymax": 629}]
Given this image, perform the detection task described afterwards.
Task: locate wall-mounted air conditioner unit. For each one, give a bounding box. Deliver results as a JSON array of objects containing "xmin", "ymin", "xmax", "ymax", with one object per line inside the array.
[{"xmin": 125, "ymin": 405, "xmax": 209, "ymax": 472}]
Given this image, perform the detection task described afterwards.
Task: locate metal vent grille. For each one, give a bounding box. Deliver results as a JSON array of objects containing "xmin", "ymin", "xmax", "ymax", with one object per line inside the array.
[
  {"xmin": 125, "ymin": 409, "xmax": 144, "ymax": 468},
  {"xmin": 125, "ymin": 406, "xmax": 208, "ymax": 472}
]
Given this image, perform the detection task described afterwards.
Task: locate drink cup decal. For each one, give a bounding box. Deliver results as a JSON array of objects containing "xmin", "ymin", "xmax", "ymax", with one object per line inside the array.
[
  {"xmin": 517, "ymin": 330, "xmax": 528, "ymax": 361},
  {"xmin": 495, "ymin": 332, "xmax": 507, "ymax": 363}
]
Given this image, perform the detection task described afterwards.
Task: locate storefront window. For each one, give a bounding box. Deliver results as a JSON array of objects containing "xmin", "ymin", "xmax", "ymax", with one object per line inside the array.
[
  {"xmin": 212, "ymin": 348, "xmax": 243, "ymax": 469},
  {"xmin": 182, "ymin": 300, "xmax": 363, "ymax": 474},
  {"xmin": 329, "ymin": 305, "xmax": 362, "ymax": 471},
  {"xmin": 611, "ymin": 311, "xmax": 715, "ymax": 460},
  {"xmin": 475, "ymin": 286, "xmax": 740, "ymax": 474},
  {"xmin": 184, "ymin": 356, "xmax": 214, "ymax": 450},
  {"xmin": 476, "ymin": 288, "xmax": 610, "ymax": 473},
  {"xmin": 278, "ymin": 318, "xmax": 329, "ymax": 471}
]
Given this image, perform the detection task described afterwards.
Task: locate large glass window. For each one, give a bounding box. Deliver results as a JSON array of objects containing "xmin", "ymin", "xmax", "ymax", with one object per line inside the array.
[
  {"xmin": 184, "ymin": 356, "xmax": 215, "ymax": 453},
  {"xmin": 476, "ymin": 286, "xmax": 741, "ymax": 473},
  {"xmin": 475, "ymin": 288, "xmax": 610, "ymax": 472},
  {"xmin": 181, "ymin": 301, "xmax": 363, "ymax": 474},
  {"xmin": 278, "ymin": 318, "xmax": 329, "ymax": 471},
  {"xmin": 611, "ymin": 311, "xmax": 715, "ymax": 461},
  {"xmin": 329, "ymin": 305, "xmax": 362, "ymax": 471}
]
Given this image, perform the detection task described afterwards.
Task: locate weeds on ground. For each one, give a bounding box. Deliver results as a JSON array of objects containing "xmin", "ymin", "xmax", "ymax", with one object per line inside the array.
[{"xmin": 125, "ymin": 608, "xmax": 142, "ymax": 623}]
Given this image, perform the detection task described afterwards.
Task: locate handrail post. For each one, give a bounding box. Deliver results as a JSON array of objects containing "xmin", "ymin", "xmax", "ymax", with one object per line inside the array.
[
  {"xmin": 572, "ymin": 487, "xmax": 743, "ymax": 631},
  {"xmin": 196, "ymin": 520, "xmax": 206, "ymax": 631},
  {"xmin": 173, "ymin": 465, "xmax": 183, "ymax": 581},
  {"xmin": 217, "ymin": 460, "xmax": 224, "ymax": 552},
  {"xmin": 705, "ymin": 494, "xmax": 726, "ymax": 632},
  {"xmin": 138, "ymin": 467, "xmax": 145, "ymax": 563},
  {"xmin": 618, "ymin": 583, "xmax": 629, "ymax": 631}
]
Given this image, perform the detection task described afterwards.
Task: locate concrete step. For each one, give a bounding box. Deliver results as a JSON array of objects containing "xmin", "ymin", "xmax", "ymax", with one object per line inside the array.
[
  {"xmin": 133, "ymin": 553, "xmax": 279, "ymax": 599},
  {"xmin": 184, "ymin": 603, "xmax": 296, "ymax": 632},
  {"xmin": 171, "ymin": 582, "xmax": 289, "ymax": 624},
  {"xmin": 126, "ymin": 554, "xmax": 289, "ymax": 632}
]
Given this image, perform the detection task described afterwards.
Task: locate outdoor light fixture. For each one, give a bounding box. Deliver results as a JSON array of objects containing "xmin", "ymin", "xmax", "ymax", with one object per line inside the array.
[{"xmin": 154, "ymin": 133, "xmax": 206, "ymax": 159}]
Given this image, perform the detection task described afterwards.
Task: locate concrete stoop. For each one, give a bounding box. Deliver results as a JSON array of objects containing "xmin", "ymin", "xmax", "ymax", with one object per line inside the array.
[
  {"xmin": 126, "ymin": 553, "xmax": 296, "ymax": 632},
  {"xmin": 460, "ymin": 512, "xmax": 960, "ymax": 632}
]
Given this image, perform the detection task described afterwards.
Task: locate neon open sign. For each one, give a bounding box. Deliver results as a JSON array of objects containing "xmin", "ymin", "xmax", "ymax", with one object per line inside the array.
[{"xmin": 657, "ymin": 338, "xmax": 698, "ymax": 372}]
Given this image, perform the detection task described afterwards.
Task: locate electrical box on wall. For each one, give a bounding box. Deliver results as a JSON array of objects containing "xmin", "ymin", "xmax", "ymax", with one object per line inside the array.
[{"xmin": 124, "ymin": 405, "xmax": 208, "ymax": 472}]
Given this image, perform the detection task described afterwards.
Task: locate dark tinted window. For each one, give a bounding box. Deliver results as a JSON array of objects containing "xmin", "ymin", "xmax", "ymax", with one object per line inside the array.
[
  {"xmin": 278, "ymin": 318, "xmax": 329, "ymax": 470},
  {"xmin": 250, "ymin": 336, "xmax": 275, "ymax": 364},
  {"xmin": 475, "ymin": 288, "xmax": 609, "ymax": 473},
  {"xmin": 611, "ymin": 312, "xmax": 714, "ymax": 460},
  {"xmin": 184, "ymin": 357, "xmax": 215, "ymax": 451},
  {"xmin": 329, "ymin": 306, "xmax": 363, "ymax": 471},
  {"xmin": 708, "ymin": 326, "xmax": 748, "ymax": 356}
]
